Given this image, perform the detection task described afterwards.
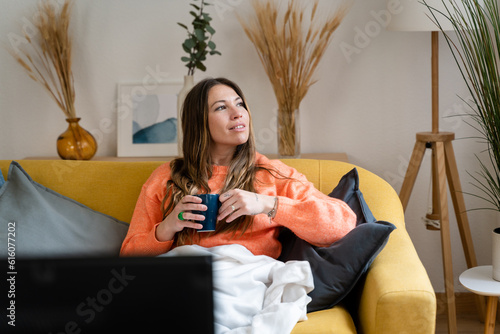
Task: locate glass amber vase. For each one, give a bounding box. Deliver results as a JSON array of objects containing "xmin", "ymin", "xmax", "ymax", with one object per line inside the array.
[{"xmin": 57, "ymin": 118, "xmax": 97, "ymax": 160}]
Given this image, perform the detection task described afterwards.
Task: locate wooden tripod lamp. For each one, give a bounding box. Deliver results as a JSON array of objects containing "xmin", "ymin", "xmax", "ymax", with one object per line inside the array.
[{"xmin": 387, "ymin": 1, "xmax": 484, "ymax": 333}]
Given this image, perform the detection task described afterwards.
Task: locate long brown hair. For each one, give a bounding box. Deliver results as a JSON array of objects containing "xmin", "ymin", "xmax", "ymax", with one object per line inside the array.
[{"xmin": 162, "ymin": 77, "xmax": 260, "ymax": 245}]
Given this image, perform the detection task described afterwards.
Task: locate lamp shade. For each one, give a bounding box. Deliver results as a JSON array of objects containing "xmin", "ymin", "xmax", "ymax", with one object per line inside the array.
[{"xmin": 387, "ymin": 0, "xmax": 473, "ymax": 32}]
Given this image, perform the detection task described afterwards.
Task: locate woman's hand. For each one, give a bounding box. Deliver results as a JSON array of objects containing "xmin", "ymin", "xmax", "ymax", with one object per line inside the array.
[
  {"xmin": 155, "ymin": 195, "xmax": 207, "ymax": 242},
  {"xmin": 218, "ymin": 189, "xmax": 275, "ymax": 223}
]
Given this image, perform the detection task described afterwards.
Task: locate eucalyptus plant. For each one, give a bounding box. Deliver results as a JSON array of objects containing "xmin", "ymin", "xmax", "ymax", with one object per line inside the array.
[
  {"xmin": 425, "ymin": 0, "xmax": 500, "ymax": 211},
  {"xmin": 178, "ymin": 0, "xmax": 221, "ymax": 76}
]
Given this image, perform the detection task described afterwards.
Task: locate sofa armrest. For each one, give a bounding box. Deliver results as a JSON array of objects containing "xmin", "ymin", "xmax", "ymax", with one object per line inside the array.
[
  {"xmin": 354, "ymin": 167, "xmax": 436, "ymax": 334},
  {"xmin": 357, "ymin": 226, "xmax": 436, "ymax": 333}
]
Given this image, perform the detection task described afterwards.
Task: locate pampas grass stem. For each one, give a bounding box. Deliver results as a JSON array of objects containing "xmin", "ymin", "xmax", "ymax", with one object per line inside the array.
[{"xmin": 8, "ymin": 0, "xmax": 76, "ymax": 119}]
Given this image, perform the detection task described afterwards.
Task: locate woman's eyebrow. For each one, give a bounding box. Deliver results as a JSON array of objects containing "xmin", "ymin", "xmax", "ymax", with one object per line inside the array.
[
  {"xmin": 210, "ymin": 96, "xmax": 242, "ymax": 108},
  {"xmin": 210, "ymin": 99, "xmax": 225, "ymax": 108}
]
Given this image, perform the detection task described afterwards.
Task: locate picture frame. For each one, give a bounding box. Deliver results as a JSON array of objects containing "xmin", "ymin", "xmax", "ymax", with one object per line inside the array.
[{"xmin": 117, "ymin": 81, "xmax": 182, "ymax": 157}]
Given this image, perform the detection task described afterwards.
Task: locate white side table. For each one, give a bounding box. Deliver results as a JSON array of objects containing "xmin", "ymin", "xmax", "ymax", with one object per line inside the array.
[{"xmin": 459, "ymin": 265, "xmax": 500, "ymax": 334}]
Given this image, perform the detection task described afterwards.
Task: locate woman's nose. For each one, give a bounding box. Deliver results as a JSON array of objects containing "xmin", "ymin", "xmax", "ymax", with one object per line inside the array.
[{"xmin": 230, "ymin": 106, "xmax": 243, "ymax": 119}]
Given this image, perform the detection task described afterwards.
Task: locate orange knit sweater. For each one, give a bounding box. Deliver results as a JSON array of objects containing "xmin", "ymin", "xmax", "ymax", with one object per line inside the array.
[{"xmin": 120, "ymin": 153, "xmax": 356, "ymax": 259}]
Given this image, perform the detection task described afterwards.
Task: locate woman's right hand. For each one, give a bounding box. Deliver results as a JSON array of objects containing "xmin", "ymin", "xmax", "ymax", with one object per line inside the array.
[{"xmin": 155, "ymin": 195, "xmax": 207, "ymax": 242}]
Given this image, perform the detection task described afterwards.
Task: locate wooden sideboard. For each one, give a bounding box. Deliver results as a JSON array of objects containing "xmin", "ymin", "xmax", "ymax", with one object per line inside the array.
[{"xmin": 24, "ymin": 153, "xmax": 349, "ymax": 163}]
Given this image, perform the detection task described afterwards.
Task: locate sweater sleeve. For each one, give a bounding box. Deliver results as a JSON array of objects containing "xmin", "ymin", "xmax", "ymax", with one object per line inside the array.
[
  {"xmin": 268, "ymin": 160, "xmax": 356, "ymax": 247},
  {"xmin": 120, "ymin": 165, "xmax": 174, "ymax": 257}
]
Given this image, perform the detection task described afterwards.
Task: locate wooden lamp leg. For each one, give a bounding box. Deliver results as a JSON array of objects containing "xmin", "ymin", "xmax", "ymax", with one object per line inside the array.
[
  {"xmin": 399, "ymin": 140, "xmax": 427, "ymax": 211},
  {"xmin": 444, "ymin": 141, "xmax": 486, "ymax": 320},
  {"xmin": 435, "ymin": 141, "xmax": 458, "ymax": 334},
  {"xmin": 444, "ymin": 141, "xmax": 477, "ymax": 267}
]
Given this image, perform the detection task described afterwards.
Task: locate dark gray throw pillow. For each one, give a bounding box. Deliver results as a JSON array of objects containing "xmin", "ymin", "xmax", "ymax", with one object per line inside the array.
[
  {"xmin": 328, "ymin": 168, "xmax": 376, "ymax": 226},
  {"xmin": 0, "ymin": 161, "xmax": 129, "ymax": 258},
  {"xmin": 278, "ymin": 168, "xmax": 396, "ymax": 312}
]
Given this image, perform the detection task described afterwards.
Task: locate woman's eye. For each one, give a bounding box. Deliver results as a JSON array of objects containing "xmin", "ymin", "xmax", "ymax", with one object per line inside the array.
[{"xmin": 215, "ymin": 105, "xmax": 225, "ymax": 111}]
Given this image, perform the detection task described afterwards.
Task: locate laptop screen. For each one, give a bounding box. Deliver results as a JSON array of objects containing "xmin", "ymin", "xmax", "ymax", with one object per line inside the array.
[{"xmin": 2, "ymin": 255, "xmax": 214, "ymax": 334}]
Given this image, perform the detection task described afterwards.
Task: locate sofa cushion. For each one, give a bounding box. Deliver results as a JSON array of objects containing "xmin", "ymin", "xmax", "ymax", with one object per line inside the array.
[
  {"xmin": 0, "ymin": 161, "xmax": 129, "ymax": 258},
  {"xmin": 291, "ymin": 306, "xmax": 357, "ymax": 334},
  {"xmin": 278, "ymin": 168, "xmax": 396, "ymax": 312}
]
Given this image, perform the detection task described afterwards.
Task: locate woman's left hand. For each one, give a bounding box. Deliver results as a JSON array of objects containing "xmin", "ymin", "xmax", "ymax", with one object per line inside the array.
[{"xmin": 218, "ymin": 189, "xmax": 275, "ymax": 223}]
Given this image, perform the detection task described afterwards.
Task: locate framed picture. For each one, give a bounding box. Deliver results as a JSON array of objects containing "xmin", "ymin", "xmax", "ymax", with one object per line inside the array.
[{"xmin": 117, "ymin": 81, "xmax": 182, "ymax": 157}]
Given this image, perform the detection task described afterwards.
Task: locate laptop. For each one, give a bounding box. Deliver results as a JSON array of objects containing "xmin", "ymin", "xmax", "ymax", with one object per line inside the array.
[{"xmin": 2, "ymin": 255, "xmax": 214, "ymax": 333}]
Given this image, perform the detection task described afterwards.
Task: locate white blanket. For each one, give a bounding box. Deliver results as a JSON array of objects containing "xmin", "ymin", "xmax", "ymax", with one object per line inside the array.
[{"xmin": 161, "ymin": 244, "xmax": 314, "ymax": 334}]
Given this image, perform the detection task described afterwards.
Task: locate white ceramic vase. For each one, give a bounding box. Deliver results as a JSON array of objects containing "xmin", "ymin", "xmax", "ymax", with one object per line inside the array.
[
  {"xmin": 492, "ymin": 227, "xmax": 500, "ymax": 281},
  {"xmin": 177, "ymin": 75, "xmax": 194, "ymax": 157}
]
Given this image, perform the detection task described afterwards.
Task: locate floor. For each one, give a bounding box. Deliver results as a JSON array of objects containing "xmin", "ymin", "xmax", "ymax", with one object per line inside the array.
[
  {"xmin": 435, "ymin": 292, "xmax": 500, "ymax": 334},
  {"xmin": 435, "ymin": 313, "xmax": 500, "ymax": 333}
]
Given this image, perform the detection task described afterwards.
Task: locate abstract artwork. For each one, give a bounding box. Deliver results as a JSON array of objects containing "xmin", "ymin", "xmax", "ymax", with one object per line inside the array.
[
  {"xmin": 117, "ymin": 81, "xmax": 182, "ymax": 157},
  {"xmin": 132, "ymin": 94, "xmax": 177, "ymax": 144}
]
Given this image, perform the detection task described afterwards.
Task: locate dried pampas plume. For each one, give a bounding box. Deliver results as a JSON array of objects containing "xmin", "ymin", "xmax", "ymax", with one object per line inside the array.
[
  {"xmin": 8, "ymin": 0, "xmax": 76, "ymax": 119},
  {"xmin": 238, "ymin": 0, "xmax": 348, "ymax": 156}
]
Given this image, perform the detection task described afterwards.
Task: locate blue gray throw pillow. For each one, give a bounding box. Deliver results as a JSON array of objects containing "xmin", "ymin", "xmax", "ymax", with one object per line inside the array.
[
  {"xmin": 0, "ymin": 161, "xmax": 129, "ymax": 258},
  {"xmin": 278, "ymin": 168, "xmax": 396, "ymax": 312}
]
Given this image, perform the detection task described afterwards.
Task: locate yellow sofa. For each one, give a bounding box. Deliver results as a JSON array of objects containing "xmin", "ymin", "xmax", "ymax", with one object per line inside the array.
[{"xmin": 0, "ymin": 158, "xmax": 436, "ymax": 333}]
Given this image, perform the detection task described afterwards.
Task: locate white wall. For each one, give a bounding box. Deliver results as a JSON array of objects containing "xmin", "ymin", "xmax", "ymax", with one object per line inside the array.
[{"xmin": 1, "ymin": 0, "xmax": 498, "ymax": 293}]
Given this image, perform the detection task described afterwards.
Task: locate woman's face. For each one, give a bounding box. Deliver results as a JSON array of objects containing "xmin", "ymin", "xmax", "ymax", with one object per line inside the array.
[{"xmin": 207, "ymin": 84, "xmax": 250, "ymax": 155}]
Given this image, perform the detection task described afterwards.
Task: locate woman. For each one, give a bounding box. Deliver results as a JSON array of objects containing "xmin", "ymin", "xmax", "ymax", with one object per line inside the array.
[{"xmin": 120, "ymin": 77, "xmax": 356, "ymax": 258}]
